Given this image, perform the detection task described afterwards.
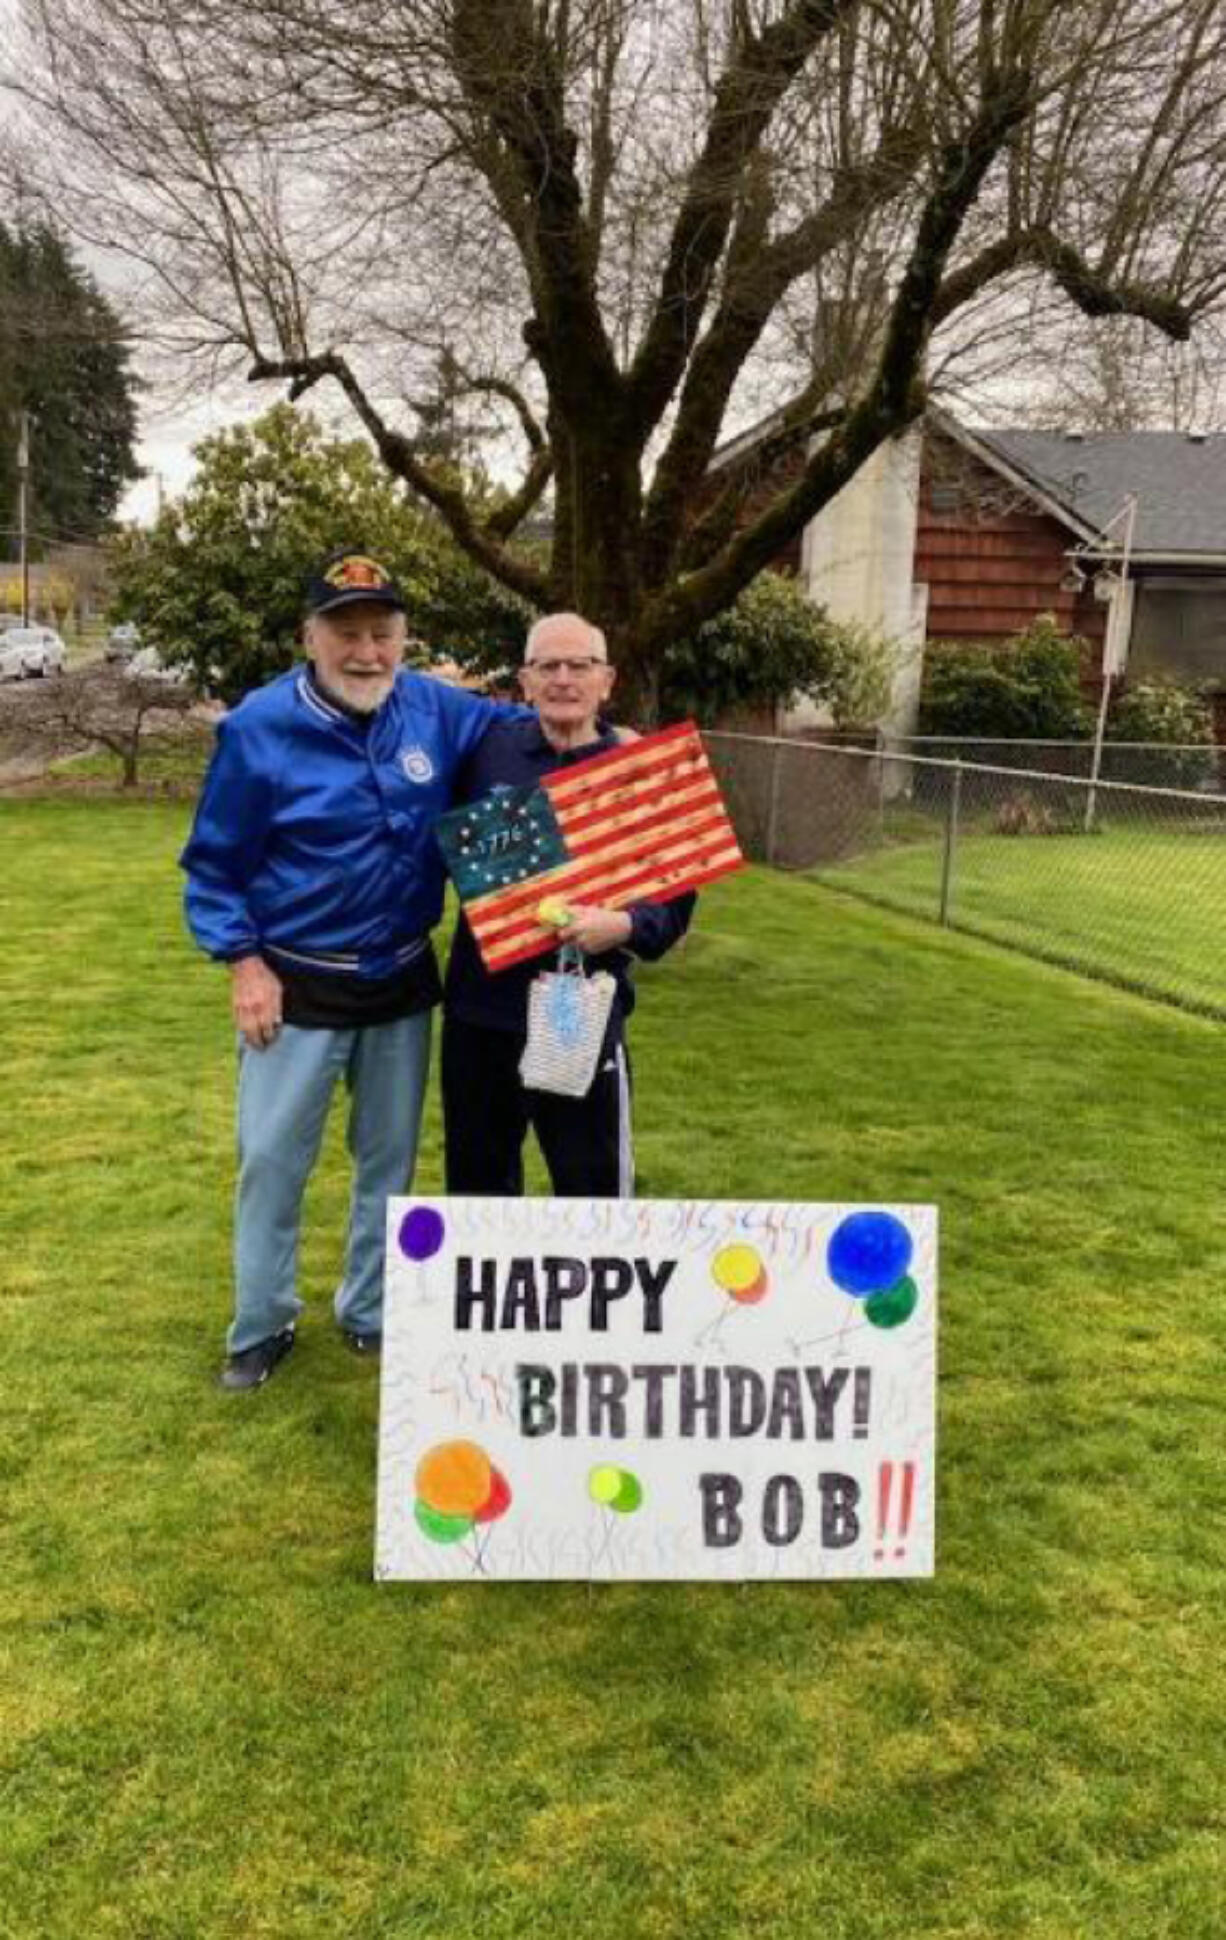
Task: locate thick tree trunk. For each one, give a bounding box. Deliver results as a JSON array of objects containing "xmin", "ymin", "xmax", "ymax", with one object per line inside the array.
[{"xmin": 545, "ymin": 421, "xmax": 667, "ymax": 719}]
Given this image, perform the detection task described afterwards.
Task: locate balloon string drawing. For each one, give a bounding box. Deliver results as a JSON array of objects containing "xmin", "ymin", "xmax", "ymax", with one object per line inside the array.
[
  {"xmin": 694, "ymin": 1242, "xmax": 771, "ymax": 1348},
  {"xmin": 698, "ymin": 1213, "xmax": 919, "ymax": 1353},
  {"xmin": 588, "ymin": 1463, "xmax": 644, "ymax": 1568},
  {"xmin": 789, "ymin": 1210, "xmax": 921, "ymax": 1353}
]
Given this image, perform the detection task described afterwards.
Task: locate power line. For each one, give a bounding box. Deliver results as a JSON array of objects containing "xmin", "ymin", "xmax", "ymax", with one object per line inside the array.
[{"xmin": 0, "ymin": 523, "xmax": 113, "ymax": 552}]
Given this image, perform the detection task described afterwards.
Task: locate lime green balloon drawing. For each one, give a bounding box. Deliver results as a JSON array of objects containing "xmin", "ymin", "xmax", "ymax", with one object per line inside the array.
[{"xmin": 588, "ymin": 1464, "xmax": 644, "ymax": 1516}]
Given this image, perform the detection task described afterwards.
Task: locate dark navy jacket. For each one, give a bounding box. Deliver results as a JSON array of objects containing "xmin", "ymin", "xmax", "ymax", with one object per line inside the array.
[{"xmin": 443, "ymin": 716, "xmax": 695, "ymax": 1033}]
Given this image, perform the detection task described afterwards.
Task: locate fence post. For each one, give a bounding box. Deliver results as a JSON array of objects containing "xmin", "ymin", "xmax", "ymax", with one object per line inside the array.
[
  {"xmin": 939, "ymin": 760, "xmax": 962, "ymax": 925},
  {"xmin": 1084, "ymin": 669, "xmax": 1113, "ymax": 834},
  {"xmin": 765, "ymin": 740, "xmax": 784, "ymax": 866}
]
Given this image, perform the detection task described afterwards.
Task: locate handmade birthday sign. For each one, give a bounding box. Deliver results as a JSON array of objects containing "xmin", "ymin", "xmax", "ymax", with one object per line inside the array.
[
  {"xmin": 433, "ymin": 723, "xmax": 744, "ymax": 973},
  {"xmin": 375, "ymin": 1198, "xmax": 937, "ymax": 1582}
]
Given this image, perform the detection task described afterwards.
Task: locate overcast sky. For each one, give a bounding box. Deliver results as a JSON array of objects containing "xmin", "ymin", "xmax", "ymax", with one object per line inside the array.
[{"xmin": 118, "ymin": 390, "xmax": 266, "ymax": 526}]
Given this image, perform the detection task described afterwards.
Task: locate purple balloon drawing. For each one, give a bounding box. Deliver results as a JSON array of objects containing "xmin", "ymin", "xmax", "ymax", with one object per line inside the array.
[{"xmin": 399, "ymin": 1205, "xmax": 446, "ymax": 1262}]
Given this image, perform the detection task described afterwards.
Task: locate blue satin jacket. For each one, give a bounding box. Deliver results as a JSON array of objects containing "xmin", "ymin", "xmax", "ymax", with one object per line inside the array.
[{"xmin": 180, "ymin": 666, "xmax": 506, "ymax": 978}]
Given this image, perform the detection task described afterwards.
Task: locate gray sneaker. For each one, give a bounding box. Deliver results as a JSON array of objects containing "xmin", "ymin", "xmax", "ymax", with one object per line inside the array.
[{"xmin": 219, "ymin": 1327, "xmax": 295, "ymax": 1392}]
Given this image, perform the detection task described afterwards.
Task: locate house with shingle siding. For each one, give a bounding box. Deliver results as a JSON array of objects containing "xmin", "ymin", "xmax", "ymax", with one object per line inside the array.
[{"xmin": 705, "ymin": 406, "xmax": 1226, "ymax": 737}]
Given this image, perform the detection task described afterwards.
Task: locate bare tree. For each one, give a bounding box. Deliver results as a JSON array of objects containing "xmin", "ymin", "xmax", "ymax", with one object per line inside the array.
[
  {"xmin": 9, "ymin": 664, "xmax": 201, "ymax": 788},
  {"xmin": 1007, "ymin": 314, "xmax": 1226, "ymax": 432},
  {"xmin": 11, "ymin": 0, "xmax": 1226, "ymax": 711}
]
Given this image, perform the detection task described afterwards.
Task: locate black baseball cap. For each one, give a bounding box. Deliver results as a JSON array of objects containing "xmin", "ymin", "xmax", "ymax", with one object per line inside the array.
[{"xmin": 305, "ymin": 548, "xmax": 406, "ymax": 615}]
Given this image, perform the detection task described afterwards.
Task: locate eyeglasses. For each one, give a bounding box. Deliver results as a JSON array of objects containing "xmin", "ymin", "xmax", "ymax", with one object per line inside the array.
[{"xmin": 524, "ymin": 656, "xmax": 607, "ymax": 676}]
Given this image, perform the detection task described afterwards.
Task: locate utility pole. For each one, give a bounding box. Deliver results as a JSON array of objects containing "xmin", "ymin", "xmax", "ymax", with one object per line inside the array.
[
  {"xmin": 1083, "ymin": 495, "xmax": 1137, "ymax": 835},
  {"xmin": 17, "ymin": 410, "xmax": 31, "ymax": 625}
]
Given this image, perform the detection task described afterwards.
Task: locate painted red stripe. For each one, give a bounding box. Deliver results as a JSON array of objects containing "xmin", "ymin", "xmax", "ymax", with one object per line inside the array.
[
  {"xmin": 548, "ymin": 742, "xmax": 710, "ymax": 821},
  {"xmin": 562, "ymin": 804, "xmax": 729, "ymax": 877},
  {"xmin": 481, "ymin": 849, "xmax": 743, "ymax": 970},
  {"xmin": 542, "ymin": 721, "xmax": 699, "ymax": 799},
  {"xmin": 473, "ymin": 826, "xmax": 741, "ymax": 952},
  {"xmin": 557, "ymin": 770, "xmax": 720, "ymax": 846},
  {"xmin": 470, "ymin": 808, "xmax": 734, "ymax": 935}
]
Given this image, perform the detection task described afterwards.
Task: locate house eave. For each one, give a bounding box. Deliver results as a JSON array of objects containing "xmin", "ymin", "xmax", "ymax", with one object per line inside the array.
[{"xmin": 926, "ymin": 405, "xmax": 1101, "ymax": 543}]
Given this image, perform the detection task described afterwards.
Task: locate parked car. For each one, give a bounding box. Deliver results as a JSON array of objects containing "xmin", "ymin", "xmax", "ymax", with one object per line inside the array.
[
  {"xmin": 0, "ymin": 626, "xmax": 67, "ymax": 681},
  {"xmin": 124, "ymin": 645, "xmax": 190, "ymax": 687},
  {"xmin": 105, "ymin": 622, "xmax": 141, "ymax": 661}
]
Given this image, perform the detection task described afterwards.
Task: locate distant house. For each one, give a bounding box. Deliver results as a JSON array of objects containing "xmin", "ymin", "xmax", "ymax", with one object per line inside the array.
[
  {"xmin": 706, "ymin": 406, "xmax": 1226, "ymax": 737},
  {"xmin": 920, "ymin": 413, "xmax": 1226, "ymax": 686}
]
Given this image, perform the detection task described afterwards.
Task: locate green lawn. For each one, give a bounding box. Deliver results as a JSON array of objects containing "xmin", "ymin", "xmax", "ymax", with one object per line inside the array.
[
  {"xmin": 2, "ymin": 797, "xmax": 1225, "ymax": 1939},
  {"xmin": 49, "ymin": 731, "xmax": 213, "ymax": 790},
  {"xmin": 818, "ymin": 821, "xmax": 1226, "ymax": 1018}
]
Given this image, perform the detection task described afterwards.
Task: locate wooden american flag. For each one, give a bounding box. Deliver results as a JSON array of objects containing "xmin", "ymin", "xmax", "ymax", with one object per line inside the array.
[{"xmin": 441, "ymin": 722, "xmax": 744, "ymax": 973}]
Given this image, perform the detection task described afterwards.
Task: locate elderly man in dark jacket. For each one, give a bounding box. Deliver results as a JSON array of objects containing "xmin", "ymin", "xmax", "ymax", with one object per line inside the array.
[{"xmin": 442, "ymin": 612, "xmax": 694, "ymax": 1200}]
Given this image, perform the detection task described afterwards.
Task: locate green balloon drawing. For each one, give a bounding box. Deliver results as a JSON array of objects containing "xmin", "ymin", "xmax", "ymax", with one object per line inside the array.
[
  {"xmin": 414, "ymin": 1499, "xmax": 474, "ymax": 1544},
  {"xmin": 865, "ymin": 1275, "xmax": 919, "ymax": 1330},
  {"xmin": 588, "ymin": 1464, "xmax": 643, "ymax": 1514}
]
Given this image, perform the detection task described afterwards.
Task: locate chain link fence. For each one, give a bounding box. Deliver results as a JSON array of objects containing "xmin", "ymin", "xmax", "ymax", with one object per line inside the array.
[
  {"xmin": 704, "ymin": 730, "xmax": 1226, "ymax": 1021},
  {"xmin": 884, "ymin": 736, "xmax": 1225, "ymax": 794}
]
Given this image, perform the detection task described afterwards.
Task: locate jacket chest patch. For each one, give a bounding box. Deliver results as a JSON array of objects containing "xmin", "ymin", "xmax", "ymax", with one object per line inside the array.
[{"xmin": 400, "ymin": 745, "xmax": 436, "ymax": 785}]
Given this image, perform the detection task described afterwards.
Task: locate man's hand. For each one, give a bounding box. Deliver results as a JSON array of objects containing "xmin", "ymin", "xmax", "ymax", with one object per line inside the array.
[
  {"xmin": 558, "ymin": 905, "xmax": 633, "ymax": 955},
  {"xmin": 230, "ymin": 955, "xmax": 284, "ymax": 1049}
]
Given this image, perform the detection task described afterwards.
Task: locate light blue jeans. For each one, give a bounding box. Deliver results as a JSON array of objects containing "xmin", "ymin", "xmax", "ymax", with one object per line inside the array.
[{"xmin": 230, "ymin": 1014, "xmax": 431, "ymax": 1354}]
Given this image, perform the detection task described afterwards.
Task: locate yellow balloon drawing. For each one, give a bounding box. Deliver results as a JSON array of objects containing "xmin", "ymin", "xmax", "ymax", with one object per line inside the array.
[
  {"xmin": 415, "ymin": 1440, "xmax": 493, "ymax": 1519},
  {"xmin": 711, "ymin": 1244, "xmax": 768, "ymax": 1304},
  {"xmin": 712, "ymin": 1244, "xmax": 761, "ymax": 1292}
]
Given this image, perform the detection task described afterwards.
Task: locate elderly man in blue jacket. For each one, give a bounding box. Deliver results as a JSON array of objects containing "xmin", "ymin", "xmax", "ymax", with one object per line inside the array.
[{"xmin": 181, "ymin": 548, "xmax": 516, "ymax": 1391}]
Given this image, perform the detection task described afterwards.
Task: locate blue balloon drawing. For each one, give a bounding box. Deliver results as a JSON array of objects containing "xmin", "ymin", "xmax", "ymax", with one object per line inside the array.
[{"xmin": 827, "ymin": 1211, "xmax": 913, "ymax": 1299}]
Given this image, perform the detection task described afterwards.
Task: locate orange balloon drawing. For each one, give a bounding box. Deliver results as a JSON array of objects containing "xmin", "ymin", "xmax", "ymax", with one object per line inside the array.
[
  {"xmin": 415, "ymin": 1440, "xmax": 493, "ymax": 1519},
  {"xmin": 730, "ymin": 1267, "xmax": 769, "ymax": 1305}
]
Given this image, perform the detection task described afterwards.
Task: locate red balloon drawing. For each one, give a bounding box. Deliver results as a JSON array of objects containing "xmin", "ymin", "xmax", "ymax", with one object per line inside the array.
[{"xmin": 474, "ymin": 1466, "xmax": 512, "ymax": 1524}]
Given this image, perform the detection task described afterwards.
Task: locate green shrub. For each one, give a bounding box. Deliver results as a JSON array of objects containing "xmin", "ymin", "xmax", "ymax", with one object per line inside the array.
[
  {"xmin": 919, "ymin": 614, "xmax": 1090, "ymax": 739},
  {"xmin": 659, "ymin": 572, "xmax": 898, "ymax": 726},
  {"xmin": 1107, "ymin": 676, "xmax": 1213, "ymax": 745},
  {"xmin": 110, "ymin": 405, "xmax": 533, "ymax": 704}
]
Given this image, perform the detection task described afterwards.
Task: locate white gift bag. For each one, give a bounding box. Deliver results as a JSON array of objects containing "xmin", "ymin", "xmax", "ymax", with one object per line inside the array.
[{"xmin": 519, "ymin": 947, "xmax": 617, "ymax": 1098}]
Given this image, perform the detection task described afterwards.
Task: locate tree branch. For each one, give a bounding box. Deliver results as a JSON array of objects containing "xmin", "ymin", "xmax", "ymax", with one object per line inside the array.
[
  {"xmin": 248, "ymin": 349, "xmax": 549, "ymax": 605},
  {"xmin": 623, "ymin": 0, "xmax": 858, "ymax": 444},
  {"xmin": 634, "ymin": 65, "xmax": 1038, "ymax": 654},
  {"xmin": 449, "ymin": 0, "xmax": 619, "ymax": 412},
  {"xmin": 933, "ymin": 228, "xmax": 1194, "ymax": 338},
  {"xmin": 679, "ymin": 405, "xmax": 846, "ymax": 575},
  {"xmin": 443, "ymin": 365, "xmax": 554, "ymax": 539},
  {"xmin": 641, "ymin": 116, "xmax": 926, "ymax": 585}
]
